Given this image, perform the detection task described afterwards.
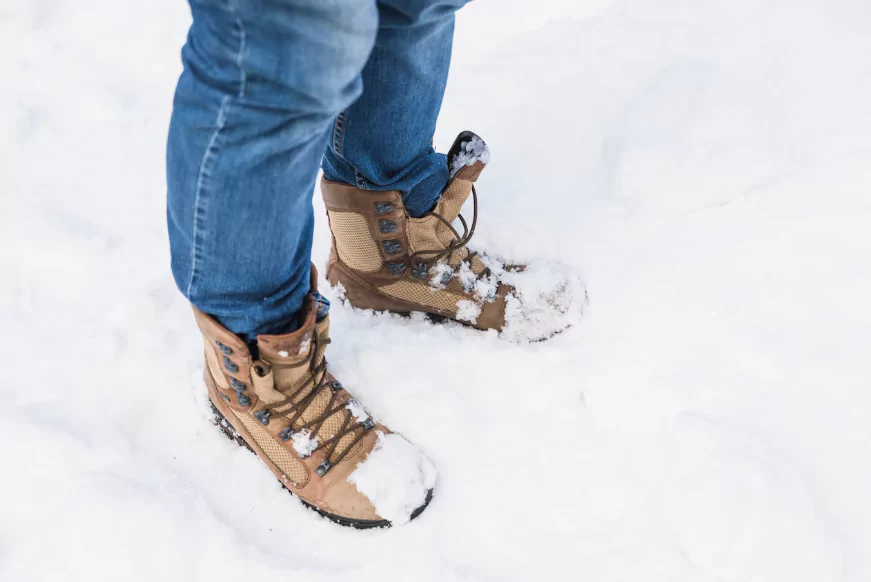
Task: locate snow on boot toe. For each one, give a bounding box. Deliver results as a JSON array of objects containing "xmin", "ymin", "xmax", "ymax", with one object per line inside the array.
[
  {"xmin": 348, "ymin": 431, "xmax": 437, "ymax": 526},
  {"xmin": 500, "ymin": 260, "xmax": 586, "ymax": 342},
  {"xmin": 321, "ymin": 130, "xmax": 587, "ymax": 340},
  {"xmin": 195, "ymin": 265, "xmax": 435, "ymax": 527}
]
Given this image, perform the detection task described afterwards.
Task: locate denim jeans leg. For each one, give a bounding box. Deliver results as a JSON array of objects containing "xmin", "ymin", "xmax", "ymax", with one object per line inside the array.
[
  {"xmin": 321, "ymin": 0, "xmax": 473, "ymax": 217},
  {"xmin": 167, "ymin": 0, "xmax": 378, "ymax": 338}
]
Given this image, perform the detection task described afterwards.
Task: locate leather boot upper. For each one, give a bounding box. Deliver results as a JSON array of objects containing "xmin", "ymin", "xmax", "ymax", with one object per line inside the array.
[
  {"xmin": 196, "ymin": 267, "xmax": 435, "ymax": 525},
  {"xmin": 322, "ymin": 132, "xmax": 587, "ymax": 341}
]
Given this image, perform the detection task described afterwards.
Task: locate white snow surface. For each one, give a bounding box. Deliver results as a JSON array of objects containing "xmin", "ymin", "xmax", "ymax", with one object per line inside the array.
[
  {"xmin": 347, "ymin": 432, "xmax": 438, "ymax": 525},
  {"xmin": 6, "ymin": 0, "xmax": 871, "ymax": 581},
  {"xmin": 500, "ymin": 260, "xmax": 587, "ymax": 341},
  {"xmin": 346, "ymin": 399, "xmax": 369, "ymax": 423}
]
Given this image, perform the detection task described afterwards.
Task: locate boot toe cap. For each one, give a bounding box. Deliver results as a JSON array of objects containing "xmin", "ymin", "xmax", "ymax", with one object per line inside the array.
[
  {"xmin": 344, "ymin": 430, "xmax": 437, "ymax": 526},
  {"xmin": 318, "ymin": 476, "xmax": 385, "ymax": 523},
  {"xmin": 499, "ymin": 260, "xmax": 587, "ymax": 341}
]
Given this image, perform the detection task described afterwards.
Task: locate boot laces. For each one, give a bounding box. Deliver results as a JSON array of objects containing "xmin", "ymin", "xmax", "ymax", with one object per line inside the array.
[
  {"xmin": 257, "ymin": 332, "xmax": 372, "ymax": 474},
  {"xmin": 409, "ymin": 185, "xmax": 488, "ymax": 277}
]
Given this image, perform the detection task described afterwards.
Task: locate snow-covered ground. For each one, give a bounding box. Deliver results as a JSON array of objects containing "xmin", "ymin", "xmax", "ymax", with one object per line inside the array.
[{"xmin": 5, "ymin": 0, "xmax": 871, "ymax": 580}]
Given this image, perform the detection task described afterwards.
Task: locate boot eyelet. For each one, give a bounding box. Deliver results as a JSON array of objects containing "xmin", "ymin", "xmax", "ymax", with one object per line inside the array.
[
  {"xmin": 315, "ymin": 460, "xmax": 332, "ymax": 477},
  {"xmin": 411, "ymin": 262, "xmax": 428, "ymax": 280},
  {"xmin": 254, "ymin": 410, "xmax": 270, "ymax": 425},
  {"xmin": 374, "ymin": 202, "xmax": 393, "ymax": 215},
  {"xmin": 223, "ymin": 356, "xmax": 239, "ymax": 373},
  {"xmin": 330, "ymin": 381, "xmax": 343, "ymax": 390},
  {"xmin": 362, "ymin": 418, "xmax": 376, "ymax": 431},
  {"xmin": 379, "ymin": 219, "xmax": 397, "ymax": 233},
  {"xmin": 215, "ymin": 341, "xmax": 233, "ymax": 355},
  {"xmin": 230, "ymin": 378, "xmax": 246, "ymax": 391},
  {"xmin": 220, "ymin": 393, "xmax": 231, "ymax": 403},
  {"xmin": 382, "ymin": 240, "xmax": 402, "ymax": 255},
  {"xmin": 387, "ymin": 261, "xmax": 407, "ymax": 275},
  {"xmin": 237, "ymin": 394, "xmax": 251, "ymax": 407},
  {"xmin": 279, "ymin": 427, "xmax": 294, "ymax": 441}
]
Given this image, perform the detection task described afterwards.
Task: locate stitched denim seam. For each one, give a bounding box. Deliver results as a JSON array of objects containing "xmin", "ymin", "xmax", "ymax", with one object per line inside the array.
[
  {"xmin": 332, "ymin": 109, "xmax": 348, "ymax": 158},
  {"xmin": 354, "ymin": 169, "xmax": 370, "ymax": 190},
  {"xmin": 187, "ymin": 7, "xmax": 247, "ymax": 298},
  {"xmin": 187, "ymin": 96, "xmax": 231, "ymax": 298},
  {"xmin": 234, "ymin": 14, "xmax": 248, "ymax": 98},
  {"xmin": 332, "ymin": 106, "xmax": 369, "ymax": 189}
]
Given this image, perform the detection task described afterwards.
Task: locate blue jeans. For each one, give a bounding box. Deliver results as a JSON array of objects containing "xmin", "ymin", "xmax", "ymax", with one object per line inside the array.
[{"xmin": 167, "ymin": 0, "xmax": 469, "ymax": 338}]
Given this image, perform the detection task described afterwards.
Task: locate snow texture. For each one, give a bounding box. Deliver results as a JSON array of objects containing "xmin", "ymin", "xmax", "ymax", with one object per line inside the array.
[
  {"xmin": 332, "ymin": 281, "xmax": 347, "ymax": 301},
  {"xmin": 290, "ymin": 430, "xmax": 319, "ymax": 459},
  {"xmin": 500, "ymin": 260, "xmax": 587, "ymax": 342},
  {"xmin": 455, "ymin": 299, "xmax": 483, "ymax": 324},
  {"xmin": 481, "ymin": 253, "xmax": 507, "ymax": 277},
  {"xmin": 6, "ymin": 0, "xmax": 871, "ymax": 581},
  {"xmin": 456, "ymin": 260, "xmax": 478, "ymax": 291},
  {"xmin": 346, "ymin": 399, "xmax": 369, "ymax": 423},
  {"xmin": 473, "ymin": 272, "xmax": 498, "ymax": 302},
  {"xmin": 347, "ymin": 432, "xmax": 437, "ymax": 525},
  {"xmin": 428, "ymin": 258, "xmax": 496, "ymax": 301},
  {"xmin": 449, "ymin": 135, "xmax": 491, "ymax": 177},
  {"xmin": 428, "ymin": 260, "xmax": 455, "ymax": 289}
]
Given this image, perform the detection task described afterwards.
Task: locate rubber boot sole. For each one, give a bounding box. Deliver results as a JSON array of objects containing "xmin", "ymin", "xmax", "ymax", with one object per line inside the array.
[{"xmin": 209, "ymin": 402, "xmax": 433, "ymax": 529}]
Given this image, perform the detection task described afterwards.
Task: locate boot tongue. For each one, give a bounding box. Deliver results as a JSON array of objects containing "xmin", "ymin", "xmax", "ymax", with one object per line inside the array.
[
  {"xmin": 256, "ymin": 296, "xmax": 325, "ymax": 411},
  {"xmin": 257, "ymin": 301, "xmax": 355, "ymax": 462},
  {"xmin": 447, "ymin": 130, "xmax": 490, "ymax": 183},
  {"xmin": 255, "ymin": 264, "xmax": 323, "ymax": 382},
  {"xmin": 423, "ymin": 132, "xmax": 490, "ymax": 265},
  {"xmin": 435, "ymin": 131, "xmax": 489, "ymax": 223},
  {"xmin": 257, "ymin": 296, "xmax": 319, "ymax": 380}
]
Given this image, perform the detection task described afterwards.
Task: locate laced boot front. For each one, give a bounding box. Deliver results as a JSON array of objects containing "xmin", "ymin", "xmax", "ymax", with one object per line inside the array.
[
  {"xmin": 322, "ymin": 131, "xmax": 587, "ymax": 341},
  {"xmin": 196, "ymin": 266, "xmax": 435, "ymax": 528}
]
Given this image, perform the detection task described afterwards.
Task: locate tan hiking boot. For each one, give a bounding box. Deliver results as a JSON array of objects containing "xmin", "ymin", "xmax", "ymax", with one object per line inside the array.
[
  {"xmin": 321, "ymin": 131, "xmax": 586, "ymax": 341},
  {"xmin": 195, "ymin": 267, "xmax": 435, "ymax": 528}
]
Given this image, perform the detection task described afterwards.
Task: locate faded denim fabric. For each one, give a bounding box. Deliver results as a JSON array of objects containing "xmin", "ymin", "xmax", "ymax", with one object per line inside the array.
[{"xmin": 167, "ymin": 0, "xmax": 470, "ymax": 338}]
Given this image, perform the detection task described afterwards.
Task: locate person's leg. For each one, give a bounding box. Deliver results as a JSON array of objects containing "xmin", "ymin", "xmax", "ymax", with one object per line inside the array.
[
  {"xmin": 167, "ymin": 0, "xmax": 377, "ymax": 339},
  {"xmin": 321, "ymin": 0, "xmax": 471, "ymax": 218}
]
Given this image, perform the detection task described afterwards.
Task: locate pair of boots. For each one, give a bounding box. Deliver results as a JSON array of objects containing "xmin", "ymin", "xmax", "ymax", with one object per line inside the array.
[{"xmin": 196, "ymin": 132, "xmax": 585, "ymax": 528}]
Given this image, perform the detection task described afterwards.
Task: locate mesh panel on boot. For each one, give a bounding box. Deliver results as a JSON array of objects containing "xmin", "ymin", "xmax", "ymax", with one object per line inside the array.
[
  {"xmin": 379, "ymin": 281, "xmax": 463, "ymax": 314},
  {"xmin": 438, "ymin": 180, "xmax": 474, "ymax": 266},
  {"xmin": 328, "ymin": 211, "xmax": 382, "ymax": 272},
  {"xmin": 471, "ymin": 255, "xmax": 488, "ymax": 275},
  {"xmin": 266, "ymin": 382, "xmax": 363, "ymax": 463},
  {"xmin": 407, "ymin": 216, "xmax": 443, "ymax": 255},
  {"xmin": 315, "ymin": 400, "xmax": 363, "ymax": 462},
  {"xmin": 437, "ymin": 180, "xmax": 472, "ymax": 235},
  {"xmin": 232, "ymin": 410, "xmax": 309, "ymax": 486},
  {"xmin": 273, "ymin": 366, "xmax": 308, "ymax": 394},
  {"xmin": 408, "ymin": 216, "xmax": 470, "ymax": 268},
  {"xmin": 407, "ymin": 179, "xmax": 480, "ymax": 269}
]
